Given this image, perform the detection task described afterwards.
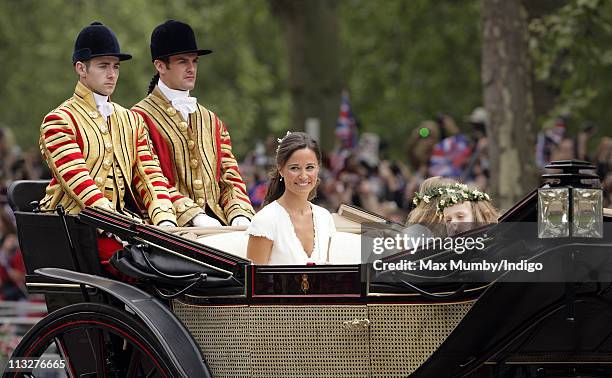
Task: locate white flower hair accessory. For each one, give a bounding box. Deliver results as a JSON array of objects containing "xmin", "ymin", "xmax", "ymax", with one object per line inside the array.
[
  {"xmin": 412, "ymin": 183, "xmax": 468, "ymax": 206},
  {"xmin": 411, "ymin": 182, "xmax": 491, "ymax": 215},
  {"xmin": 276, "ymin": 131, "xmax": 292, "ymax": 153},
  {"xmin": 435, "ymin": 185, "xmax": 492, "ymax": 214}
]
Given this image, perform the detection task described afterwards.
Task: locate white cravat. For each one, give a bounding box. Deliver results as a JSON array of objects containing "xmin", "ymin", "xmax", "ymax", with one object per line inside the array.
[
  {"xmin": 158, "ymin": 79, "xmax": 197, "ymax": 120},
  {"xmin": 92, "ymin": 92, "xmax": 114, "ymax": 119}
]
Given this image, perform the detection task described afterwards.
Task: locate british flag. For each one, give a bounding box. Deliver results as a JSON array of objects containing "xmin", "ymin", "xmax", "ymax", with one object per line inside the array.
[
  {"xmin": 335, "ymin": 90, "xmax": 358, "ymax": 149},
  {"xmin": 428, "ymin": 134, "xmax": 472, "ymax": 178}
]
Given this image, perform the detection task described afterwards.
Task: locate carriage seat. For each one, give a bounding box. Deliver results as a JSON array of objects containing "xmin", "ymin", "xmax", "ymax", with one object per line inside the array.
[
  {"xmin": 7, "ymin": 179, "xmax": 49, "ymax": 212},
  {"xmin": 196, "ymin": 230, "xmax": 362, "ymax": 264},
  {"xmin": 7, "ymin": 180, "xmax": 102, "ymax": 287}
]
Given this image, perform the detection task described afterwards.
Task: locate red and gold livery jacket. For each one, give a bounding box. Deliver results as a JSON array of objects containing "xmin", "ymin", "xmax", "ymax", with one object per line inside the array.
[
  {"xmin": 39, "ymin": 82, "xmax": 177, "ymax": 225},
  {"xmin": 132, "ymin": 87, "xmax": 254, "ymax": 226}
]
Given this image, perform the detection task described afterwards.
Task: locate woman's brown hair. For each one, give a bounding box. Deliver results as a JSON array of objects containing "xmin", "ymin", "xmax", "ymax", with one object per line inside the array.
[{"xmin": 263, "ymin": 132, "xmax": 322, "ymax": 205}]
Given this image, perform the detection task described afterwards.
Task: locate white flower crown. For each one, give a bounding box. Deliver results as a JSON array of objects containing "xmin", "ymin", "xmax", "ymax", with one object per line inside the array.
[{"xmin": 412, "ymin": 182, "xmax": 491, "ymax": 214}]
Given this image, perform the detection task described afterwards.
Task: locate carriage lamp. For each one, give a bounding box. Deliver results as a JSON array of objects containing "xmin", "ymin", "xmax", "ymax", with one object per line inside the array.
[
  {"xmin": 572, "ymin": 188, "xmax": 603, "ymax": 237},
  {"xmin": 538, "ymin": 188, "xmax": 569, "ymax": 238},
  {"xmin": 538, "ymin": 160, "xmax": 603, "ymax": 239}
]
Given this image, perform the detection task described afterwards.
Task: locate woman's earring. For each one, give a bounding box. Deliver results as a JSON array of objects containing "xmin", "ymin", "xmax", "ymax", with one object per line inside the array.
[{"xmin": 280, "ymin": 176, "xmax": 283, "ymax": 182}]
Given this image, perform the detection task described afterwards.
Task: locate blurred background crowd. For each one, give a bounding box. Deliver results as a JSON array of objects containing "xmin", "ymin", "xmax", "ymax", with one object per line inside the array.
[
  {"xmin": 240, "ymin": 103, "xmax": 611, "ymax": 225},
  {"xmin": 0, "ymin": 128, "xmax": 49, "ymax": 302}
]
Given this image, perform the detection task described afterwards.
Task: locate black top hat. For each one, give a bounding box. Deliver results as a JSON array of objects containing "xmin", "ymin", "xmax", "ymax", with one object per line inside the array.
[
  {"xmin": 72, "ymin": 22, "xmax": 132, "ymax": 65},
  {"xmin": 150, "ymin": 20, "xmax": 212, "ymax": 61}
]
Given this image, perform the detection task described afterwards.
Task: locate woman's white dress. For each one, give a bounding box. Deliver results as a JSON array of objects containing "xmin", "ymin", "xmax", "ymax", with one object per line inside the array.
[{"xmin": 246, "ymin": 201, "xmax": 336, "ymax": 265}]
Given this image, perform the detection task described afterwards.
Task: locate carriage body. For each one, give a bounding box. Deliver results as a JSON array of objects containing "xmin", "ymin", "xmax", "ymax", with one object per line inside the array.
[{"xmin": 5, "ymin": 177, "xmax": 612, "ymax": 377}]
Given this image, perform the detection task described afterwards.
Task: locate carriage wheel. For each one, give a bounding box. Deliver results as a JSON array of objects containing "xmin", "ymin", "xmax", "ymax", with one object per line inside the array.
[{"xmin": 8, "ymin": 302, "xmax": 179, "ymax": 377}]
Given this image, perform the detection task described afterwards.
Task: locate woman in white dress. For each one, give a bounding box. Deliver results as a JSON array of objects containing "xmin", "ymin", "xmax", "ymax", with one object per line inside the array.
[{"xmin": 247, "ymin": 132, "xmax": 336, "ymax": 265}]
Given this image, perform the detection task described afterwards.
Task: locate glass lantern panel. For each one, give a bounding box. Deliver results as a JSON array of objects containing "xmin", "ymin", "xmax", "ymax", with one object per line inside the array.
[
  {"xmin": 538, "ymin": 188, "xmax": 569, "ymax": 238},
  {"xmin": 572, "ymin": 188, "xmax": 603, "ymax": 238}
]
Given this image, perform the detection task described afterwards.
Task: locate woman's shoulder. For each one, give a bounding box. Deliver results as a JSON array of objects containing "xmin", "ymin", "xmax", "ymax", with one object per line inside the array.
[
  {"xmin": 247, "ymin": 201, "xmax": 281, "ymax": 240},
  {"xmin": 252, "ymin": 201, "xmax": 282, "ymax": 220}
]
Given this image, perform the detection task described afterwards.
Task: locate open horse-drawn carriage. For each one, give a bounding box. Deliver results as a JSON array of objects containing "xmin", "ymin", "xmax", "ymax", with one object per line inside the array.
[{"xmin": 3, "ymin": 160, "xmax": 612, "ymax": 377}]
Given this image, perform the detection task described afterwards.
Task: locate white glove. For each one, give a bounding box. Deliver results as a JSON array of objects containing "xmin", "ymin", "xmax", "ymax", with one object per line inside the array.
[
  {"xmin": 231, "ymin": 216, "xmax": 251, "ymax": 227},
  {"xmin": 157, "ymin": 220, "xmax": 176, "ymax": 228},
  {"xmin": 191, "ymin": 214, "xmax": 222, "ymax": 227}
]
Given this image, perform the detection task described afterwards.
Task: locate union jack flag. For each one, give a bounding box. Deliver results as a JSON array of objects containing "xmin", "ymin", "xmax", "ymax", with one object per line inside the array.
[
  {"xmin": 335, "ymin": 90, "xmax": 358, "ymax": 149},
  {"xmin": 428, "ymin": 134, "xmax": 472, "ymax": 178}
]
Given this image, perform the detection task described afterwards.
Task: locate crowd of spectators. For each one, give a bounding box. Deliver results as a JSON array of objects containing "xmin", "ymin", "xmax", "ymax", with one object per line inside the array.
[
  {"xmin": 535, "ymin": 115, "xmax": 612, "ymax": 207},
  {"xmin": 241, "ymin": 108, "xmax": 611, "ymax": 223},
  {"xmin": 240, "ymin": 109, "xmax": 494, "ymax": 224},
  {"xmin": 0, "ymin": 127, "xmax": 50, "ymax": 302}
]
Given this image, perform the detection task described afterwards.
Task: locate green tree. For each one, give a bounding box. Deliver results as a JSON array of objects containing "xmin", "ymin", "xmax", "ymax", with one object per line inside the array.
[
  {"xmin": 529, "ymin": 0, "xmax": 612, "ymax": 145},
  {"xmin": 0, "ymin": 0, "xmax": 289, "ymax": 158},
  {"xmin": 269, "ymin": 0, "xmax": 342, "ymax": 151},
  {"xmin": 339, "ymin": 0, "xmax": 482, "ymax": 158}
]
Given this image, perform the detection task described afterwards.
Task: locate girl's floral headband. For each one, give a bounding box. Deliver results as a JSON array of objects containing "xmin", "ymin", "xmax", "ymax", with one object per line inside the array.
[{"xmin": 412, "ymin": 182, "xmax": 491, "ymax": 214}]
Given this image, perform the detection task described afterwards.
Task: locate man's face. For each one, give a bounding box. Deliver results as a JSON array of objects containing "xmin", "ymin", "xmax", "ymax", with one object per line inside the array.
[
  {"xmin": 75, "ymin": 56, "xmax": 120, "ymax": 96},
  {"xmin": 156, "ymin": 53, "xmax": 198, "ymax": 91}
]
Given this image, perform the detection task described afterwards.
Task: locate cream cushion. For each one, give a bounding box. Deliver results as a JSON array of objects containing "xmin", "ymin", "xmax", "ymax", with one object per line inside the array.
[{"xmin": 196, "ymin": 231, "xmax": 362, "ymax": 264}]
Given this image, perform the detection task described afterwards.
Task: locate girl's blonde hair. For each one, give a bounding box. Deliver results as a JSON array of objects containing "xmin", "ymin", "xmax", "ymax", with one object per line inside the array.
[
  {"xmin": 468, "ymin": 199, "xmax": 499, "ymax": 223},
  {"xmin": 439, "ymin": 184, "xmax": 500, "ymax": 223},
  {"xmin": 406, "ymin": 176, "xmax": 457, "ymax": 226}
]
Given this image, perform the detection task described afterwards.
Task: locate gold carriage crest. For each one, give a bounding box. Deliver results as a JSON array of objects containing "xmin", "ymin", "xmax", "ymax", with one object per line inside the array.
[{"xmin": 300, "ymin": 274, "xmax": 310, "ymax": 294}]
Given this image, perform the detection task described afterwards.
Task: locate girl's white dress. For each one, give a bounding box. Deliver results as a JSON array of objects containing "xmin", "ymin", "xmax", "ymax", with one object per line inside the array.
[{"xmin": 246, "ymin": 201, "xmax": 336, "ymax": 265}]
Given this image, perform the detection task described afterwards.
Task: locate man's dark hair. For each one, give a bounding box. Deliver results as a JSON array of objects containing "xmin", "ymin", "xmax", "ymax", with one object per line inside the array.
[{"xmin": 147, "ymin": 57, "xmax": 170, "ymax": 94}]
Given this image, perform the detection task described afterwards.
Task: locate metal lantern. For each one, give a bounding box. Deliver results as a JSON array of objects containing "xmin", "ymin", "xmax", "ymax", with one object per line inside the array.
[
  {"xmin": 538, "ymin": 187, "xmax": 569, "ymax": 238},
  {"xmin": 538, "ymin": 160, "xmax": 603, "ymax": 239}
]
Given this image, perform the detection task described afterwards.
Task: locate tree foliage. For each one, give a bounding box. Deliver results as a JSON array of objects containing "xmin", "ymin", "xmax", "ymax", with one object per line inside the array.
[
  {"xmin": 0, "ymin": 0, "xmax": 288, "ymax": 157},
  {"xmin": 529, "ymin": 0, "xmax": 612, "ymax": 138},
  {"xmin": 270, "ymin": 0, "xmax": 342, "ymax": 151},
  {"xmin": 0, "ymin": 0, "xmax": 609, "ymax": 160},
  {"xmin": 338, "ymin": 0, "xmax": 482, "ymax": 157}
]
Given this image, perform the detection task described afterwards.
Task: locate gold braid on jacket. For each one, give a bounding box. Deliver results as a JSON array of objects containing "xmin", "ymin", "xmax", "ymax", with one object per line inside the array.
[
  {"xmin": 39, "ymin": 81, "xmax": 177, "ymax": 225},
  {"xmin": 133, "ymin": 86, "xmax": 254, "ymax": 226}
]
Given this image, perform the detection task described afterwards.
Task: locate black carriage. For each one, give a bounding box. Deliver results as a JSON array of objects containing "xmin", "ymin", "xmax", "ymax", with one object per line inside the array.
[{"xmin": 3, "ymin": 160, "xmax": 612, "ymax": 377}]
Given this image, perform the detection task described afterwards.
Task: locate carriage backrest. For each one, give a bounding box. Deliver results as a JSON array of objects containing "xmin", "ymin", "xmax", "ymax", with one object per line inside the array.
[
  {"xmin": 7, "ymin": 180, "xmax": 101, "ymax": 283},
  {"xmin": 7, "ymin": 179, "xmax": 49, "ymax": 212}
]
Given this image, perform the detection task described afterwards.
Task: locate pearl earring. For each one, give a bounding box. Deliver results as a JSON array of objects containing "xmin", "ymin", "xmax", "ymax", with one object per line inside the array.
[{"xmin": 280, "ymin": 176, "xmax": 283, "ymax": 182}]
